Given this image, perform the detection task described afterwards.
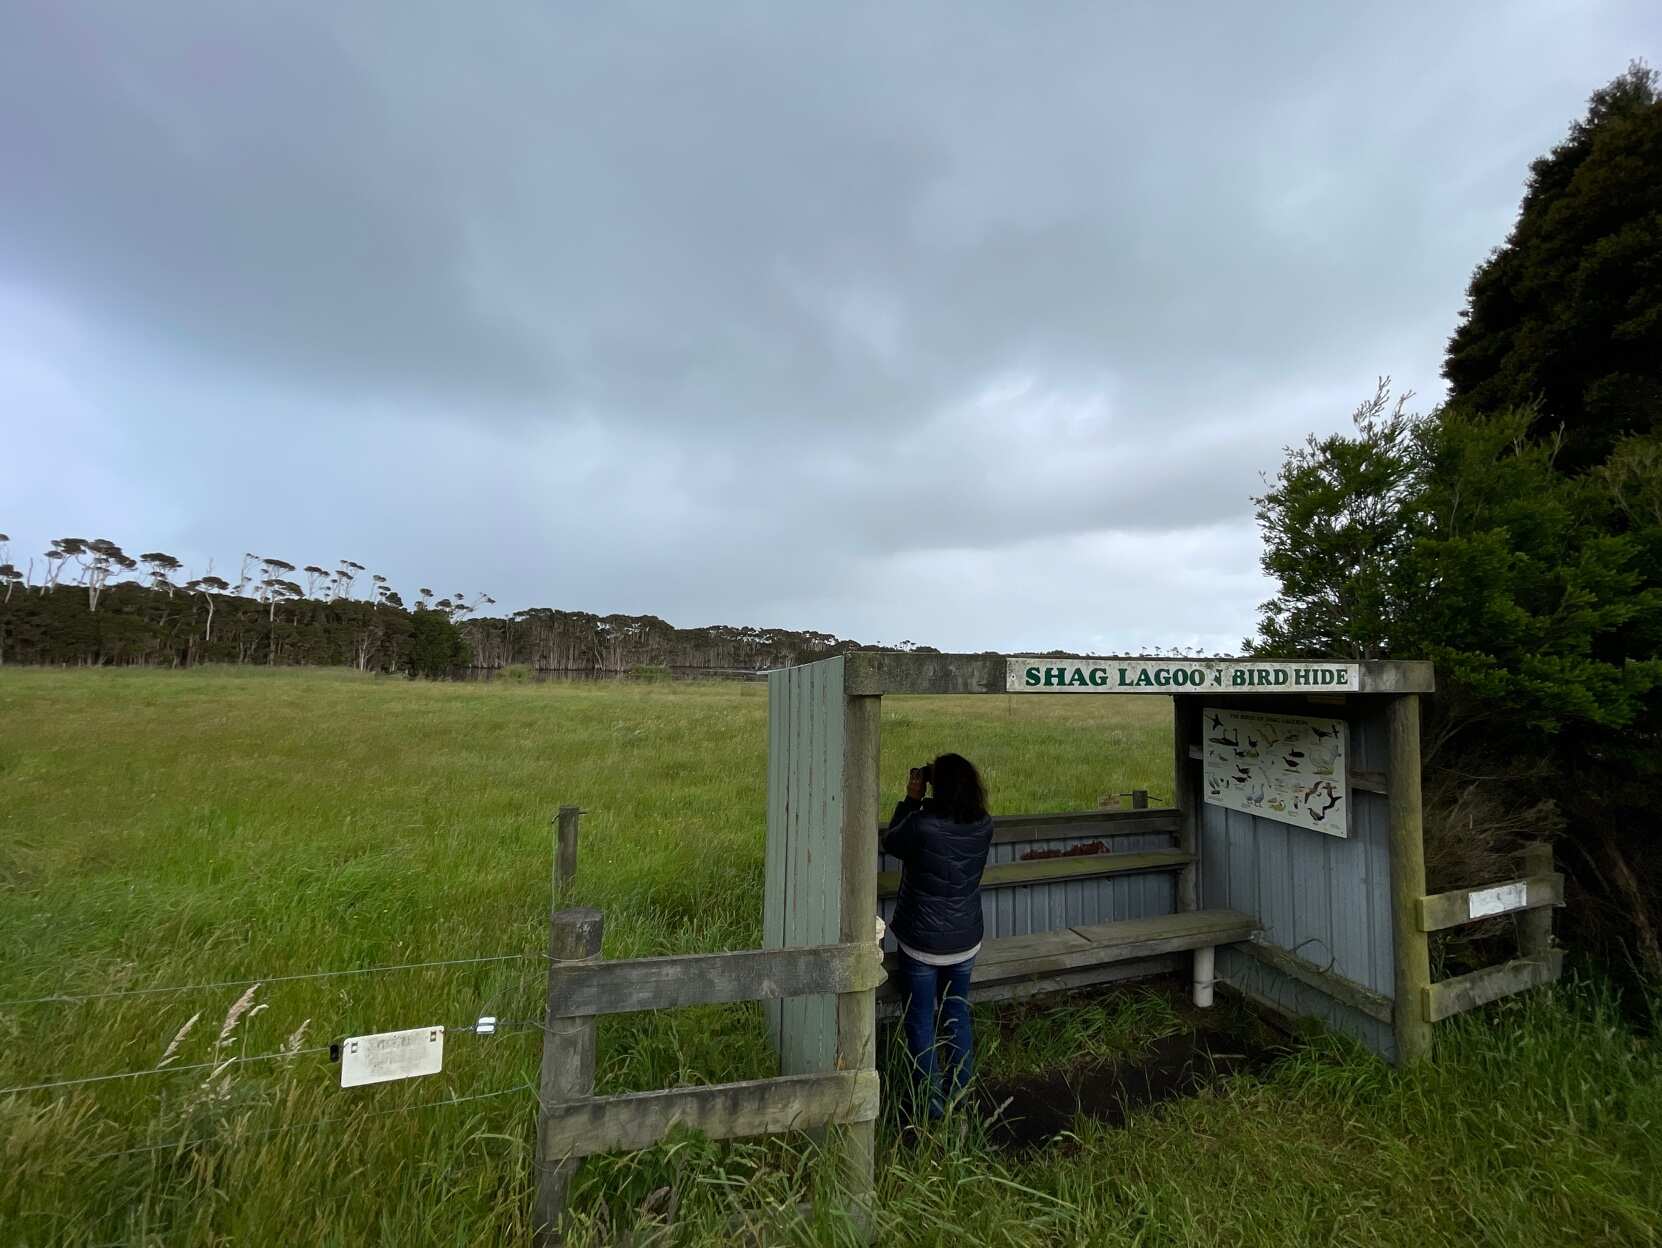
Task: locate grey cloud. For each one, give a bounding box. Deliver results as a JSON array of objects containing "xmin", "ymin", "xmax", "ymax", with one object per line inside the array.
[{"xmin": 1, "ymin": 1, "xmax": 1655, "ymax": 652}]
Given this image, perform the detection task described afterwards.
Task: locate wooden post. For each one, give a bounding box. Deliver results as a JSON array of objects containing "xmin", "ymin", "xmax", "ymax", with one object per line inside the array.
[
  {"xmin": 1171, "ymin": 699, "xmax": 1199, "ymax": 912},
  {"xmin": 554, "ymin": 806, "xmax": 580, "ymax": 893},
  {"xmin": 534, "ymin": 907, "xmax": 603, "ymax": 1246},
  {"xmin": 836, "ymin": 693, "xmax": 880, "ymax": 1239},
  {"xmin": 1518, "ymin": 842, "xmax": 1554, "ymax": 960},
  {"xmin": 1386, "ymin": 695, "xmax": 1434, "ymax": 1065}
]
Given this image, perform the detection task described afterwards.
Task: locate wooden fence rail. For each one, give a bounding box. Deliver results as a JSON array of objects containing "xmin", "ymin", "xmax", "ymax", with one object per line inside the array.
[
  {"xmin": 1415, "ymin": 844, "xmax": 1564, "ymax": 1028},
  {"xmin": 541, "ymin": 1070, "xmax": 881, "ymax": 1160},
  {"xmin": 547, "ymin": 940, "xmax": 887, "ymax": 1017},
  {"xmin": 534, "ymin": 905, "xmax": 884, "ymax": 1245},
  {"xmin": 1423, "ymin": 950, "xmax": 1566, "ymax": 1022},
  {"xmin": 1416, "ymin": 871, "xmax": 1564, "ymax": 932},
  {"xmin": 876, "ymin": 849, "xmax": 1193, "ymax": 899}
]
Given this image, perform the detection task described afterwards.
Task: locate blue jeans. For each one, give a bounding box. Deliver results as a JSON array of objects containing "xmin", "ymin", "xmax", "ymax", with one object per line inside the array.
[{"xmin": 895, "ymin": 948, "xmax": 976, "ymax": 1119}]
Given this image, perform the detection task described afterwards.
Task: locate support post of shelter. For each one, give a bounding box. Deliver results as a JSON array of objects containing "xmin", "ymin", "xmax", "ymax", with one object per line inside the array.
[
  {"xmin": 1386, "ymin": 695, "xmax": 1434, "ymax": 1064},
  {"xmin": 835, "ymin": 692, "xmax": 880, "ymax": 1240},
  {"xmin": 1172, "ymin": 699, "xmax": 1200, "ymax": 913},
  {"xmin": 554, "ymin": 806, "xmax": 581, "ymax": 894},
  {"xmin": 1192, "ymin": 944, "xmax": 1215, "ymax": 1008},
  {"xmin": 534, "ymin": 907, "xmax": 603, "ymax": 1246},
  {"xmin": 1518, "ymin": 842, "xmax": 1554, "ymax": 960}
]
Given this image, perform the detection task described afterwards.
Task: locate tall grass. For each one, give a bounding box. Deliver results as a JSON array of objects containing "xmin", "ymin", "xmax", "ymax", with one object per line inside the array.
[{"xmin": 1, "ymin": 668, "xmax": 1657, "ymax": 1246}]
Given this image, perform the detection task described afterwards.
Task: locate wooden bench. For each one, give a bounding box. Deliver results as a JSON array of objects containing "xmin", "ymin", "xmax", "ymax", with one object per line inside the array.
[{"xmin": 877, "ymin": 908, "xmax": 1258, "ymax": 1013}]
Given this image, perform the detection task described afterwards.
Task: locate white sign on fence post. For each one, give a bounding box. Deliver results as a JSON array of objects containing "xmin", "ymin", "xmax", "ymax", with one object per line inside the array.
[
  {"xmin": 1467, "ymin": 881, "xmax": 1529, "ymax": 920},
  {"xmin": 1006, "ymin": 658, "xmax": 1359, "ymax": 693},
  {"xmin": 340, "ymin": 1025, "xmax": 445, "ymax": 1088}
]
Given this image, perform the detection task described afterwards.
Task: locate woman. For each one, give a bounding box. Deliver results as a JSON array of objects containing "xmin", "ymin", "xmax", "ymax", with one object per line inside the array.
[{"xmin": 881, "ymin": 752, "xmax": 995, "ymax": 1119}]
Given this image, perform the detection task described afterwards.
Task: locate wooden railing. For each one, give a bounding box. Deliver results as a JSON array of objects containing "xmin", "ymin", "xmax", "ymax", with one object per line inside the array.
[
  {"xmin": 877, "ymin": 850, "xmax": 1194, "ymax": 899},
  {"xmin": 1414, "ymin": 843, "xmax": 1564, "ymax": 1024},
  {"xmin": 877, "ymin": 804, "xmax": 1188, "ymax": 896},
  {"xmin": 877, "ymin": 803, "xmax": 1179, "ymax": 845},
  {"xmin": 533, "ymin": 906, "xmax": 885, "ymax": 1245}
]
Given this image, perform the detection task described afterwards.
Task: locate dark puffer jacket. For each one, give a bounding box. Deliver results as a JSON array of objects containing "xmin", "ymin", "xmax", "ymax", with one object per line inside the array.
[{"xmin": 882, "ymin": 797, "xmax": 995, "ymax": 955}]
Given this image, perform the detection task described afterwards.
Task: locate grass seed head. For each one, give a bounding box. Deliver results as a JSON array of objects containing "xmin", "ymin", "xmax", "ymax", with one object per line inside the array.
[{"xmin": 158, "ymin": 1010, "xmax": 202, "ymax": 1067}]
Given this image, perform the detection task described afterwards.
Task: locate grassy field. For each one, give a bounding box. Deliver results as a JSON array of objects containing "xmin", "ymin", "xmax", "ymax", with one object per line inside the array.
[{"xmin": 2, "ymin": 668, "xmax": 1659, "ymax": 1247}]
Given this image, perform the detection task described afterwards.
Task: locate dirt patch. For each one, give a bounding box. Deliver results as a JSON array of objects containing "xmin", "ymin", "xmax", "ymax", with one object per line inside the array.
[{"xmin": 973, "ymin": 1018, "xmax": 1284, "ymax": 1150}]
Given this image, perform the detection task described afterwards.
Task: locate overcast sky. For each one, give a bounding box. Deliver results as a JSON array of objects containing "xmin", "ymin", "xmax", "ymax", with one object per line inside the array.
[{"xmin": 2, "ymin": 3, "xmax": 1655, "ymax": 653}]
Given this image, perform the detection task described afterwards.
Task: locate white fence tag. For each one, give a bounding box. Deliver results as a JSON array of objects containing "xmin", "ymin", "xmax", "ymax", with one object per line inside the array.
[
  {"xmin": 1467, "ymin": 881, "xmax": 1528, "ymax": 920},
  {"xmin": 341, "ymin": 1026, "xmax": 444, "ymax": 1088}
]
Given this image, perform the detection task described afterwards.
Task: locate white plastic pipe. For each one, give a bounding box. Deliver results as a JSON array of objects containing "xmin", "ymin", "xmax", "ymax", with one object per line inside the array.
[{"xmin": 1192, "ymin": 945, "xmax": 1215, "ymax": 1008}]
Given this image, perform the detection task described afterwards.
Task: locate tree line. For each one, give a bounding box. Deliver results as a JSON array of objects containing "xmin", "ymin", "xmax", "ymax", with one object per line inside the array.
[
  {"xmin": 0, "ymin": 541, "xmax": 476, "ymax": 677},
  {"xmin": 1252, "ymin": 64, "xmax": 1661, "ymax": 985},
  {"xmin": 0, "ymin": 537, "xmax": 895, "ymax": 676}
]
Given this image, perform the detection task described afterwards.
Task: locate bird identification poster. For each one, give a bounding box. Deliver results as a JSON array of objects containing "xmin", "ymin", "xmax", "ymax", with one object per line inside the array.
[{"xmin": 1201, "ymin": 708, "xmax": 1348, "ymax": 838}]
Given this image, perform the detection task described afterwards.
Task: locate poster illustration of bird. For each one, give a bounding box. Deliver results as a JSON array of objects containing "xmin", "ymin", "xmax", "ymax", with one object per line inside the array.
[{"xmin": 1201, "ymin": 708, "xmax": 1348, "ymax": 837}]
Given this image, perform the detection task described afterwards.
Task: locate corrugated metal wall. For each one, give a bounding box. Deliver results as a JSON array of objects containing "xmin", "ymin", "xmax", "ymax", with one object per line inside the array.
[
  {"xmin": 762, "ymin": 656, "xmax": 844, "ymax": 1075},
  {"xmin": 878, "ymin": 826, "xmax": 1178, "ymax": 951},
  {"xmin": 1199, "ymin": 700, "xmax": 1397, "ymax": 1060}
]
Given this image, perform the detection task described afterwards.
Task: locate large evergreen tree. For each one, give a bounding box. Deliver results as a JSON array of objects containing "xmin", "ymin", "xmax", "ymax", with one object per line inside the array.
[
  {"xmin": 1259, "ymin": 63, "xmax": 1662, "ymax": 981},
  {"xmin": 1444, "ymin": 62, "xmax": 1662, "ymax": 471}
]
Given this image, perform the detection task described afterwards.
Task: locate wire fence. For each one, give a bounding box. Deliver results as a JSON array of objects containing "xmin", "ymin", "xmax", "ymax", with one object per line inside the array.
[
  {"xmin": 88, "ymin": 1081, "xmax": 537, "ymax": 1162},
  {"xmin": 1, "ymin": 946, "xmax": 553, "ymax": 1171},
  {"xmin": 0, "ymin": 952, "xmax": 535, "ymax": 1010},
  {"xmin": 1, "ymin": 805, "xmax": 589, "ymax": 1248}
]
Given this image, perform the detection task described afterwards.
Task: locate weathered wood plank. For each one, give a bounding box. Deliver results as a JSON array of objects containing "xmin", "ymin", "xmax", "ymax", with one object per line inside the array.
[
  {"xmin": 971, "ymin": 926, "xmax": 1092, "ymax": 965},
  {"xmin": 877, "ymin": 850, "xmax": 1194, "ymax": 900},
  {"xmin": 1364, "ymin": 661, "xmax": 1438, "ymax": 695},
  {"xmin": 991, "ymin": 810, "xmax": 1178, "ymax": 845},
  {"xmin": 876, "ymin": 910, "xmax": 1255, "ymax": 990},
  {"xmin": 534, "ymin": 908, "xmax": 603, "ymax": 1247},
  {"xmin": 762, "ymin": 671, "xmax": 786, "ymax": 1050},
  {"xmin": 1065, "ymin": 907, "xmax": 1257, "ymax": 942},
  {"xmin": 836, "ymin": 691, "xmax": 880, "ymax": 1235},
  {"xmin": 804, "ymin": 659, "xmax": 844, "ymax": 1074},
  {"xmin": 1349, "ymin": 769, "xmax": 1388, "ymax": 795},
  {"xmin": 1517, "ymin": 844, "xmax": 1554, "ymax": 959},
  {"xmin": 877, "ymin": 954, "xmax": 1183, "ymax": 1012},
  {"xmin": 1235, "ymin": 939, "xmax": 1394, "ymax": 1023},
  {"xmin": 1422, "ymin": 950, "xmax": 1565, "ymax": 1023},
  {"xmin": 948, "ymin": 909, "xmax": 1257, "ymax": 984},
  {"xmin": 547, "ymin": 942, "xmax": 886, "ymax": 1018},
  {"xmin": 844, "ymin": 651, "xmax": 1004, "ymax": 695},
  {"xmin": 540, "ymin": 1070, "xmax": 880, "ymax": 1160},
  {"xmin": 1068, "ymin": 908, "xmax": 1258, "ymax": 950},
  {"xmin": 1415, "ymin": 874, "xmax": 1564, "ymax": 932},
  {"xmin": 845, "ymin": 651, "xmax": 1434, "ymax": 696},
  {"xmin": 1174, "ymin": 699, "xmax": 1199, "ymax": 912},
  {"xmin": 782, "ymin": 666, "xmax": 803, "ymax": 1071},
  {"xmin": 880, "ymin": 808, "xmax": 1179, "ymax": 845},
  {"xmin": 554, "ymin": 806, "xmax": 580, "ymax": 892},
  {"xmin": 1387, "ymin": 694, "xmax": 1434, "ymax": 1064}
]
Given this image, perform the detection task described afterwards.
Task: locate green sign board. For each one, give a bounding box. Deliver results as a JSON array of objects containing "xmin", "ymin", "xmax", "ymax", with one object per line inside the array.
[{"xmin": 1006, "ymin": 658, "xmax": 1359, "ymax": 693}]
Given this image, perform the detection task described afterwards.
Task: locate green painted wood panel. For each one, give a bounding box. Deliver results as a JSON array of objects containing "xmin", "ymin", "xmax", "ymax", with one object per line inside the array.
[
  {"xmin": 762, "ymin": 666, "xmax": 787, "ymax": 1049},
  {"xmin": 762, "ymin": 657, "xmax": 846, "ymax": 1075}
]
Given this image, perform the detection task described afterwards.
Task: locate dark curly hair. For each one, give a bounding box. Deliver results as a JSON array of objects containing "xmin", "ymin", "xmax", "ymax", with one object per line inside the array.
[{"xmin": 929, "ymin": 752, "xmax": 987, "ymax": 823}]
